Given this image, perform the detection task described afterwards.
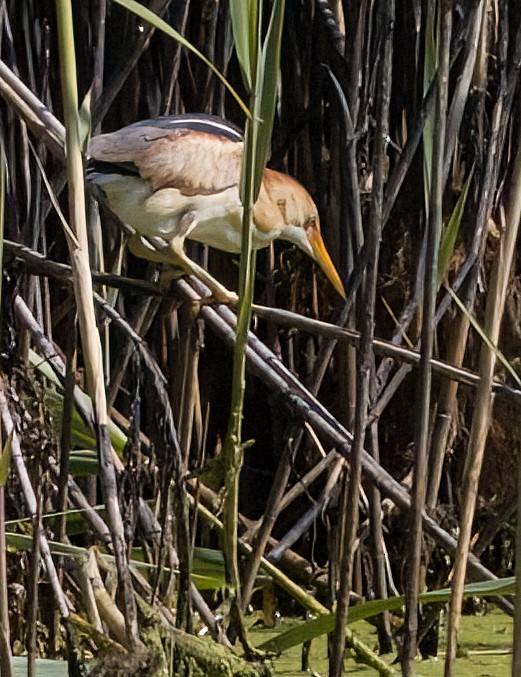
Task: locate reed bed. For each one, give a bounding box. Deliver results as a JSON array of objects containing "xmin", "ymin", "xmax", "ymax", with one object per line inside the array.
[{"xmin": 0, "ymin": 1, "xmax": 520, "ymax": 675}]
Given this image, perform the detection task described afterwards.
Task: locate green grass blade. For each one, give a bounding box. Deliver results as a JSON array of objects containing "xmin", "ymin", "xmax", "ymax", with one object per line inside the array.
[
  {"xmin": 5, "ymin": 532, "xmax": 251, "ymax": 591},
  {"xmin": 68, "ymin": 450, "xmax": 99, "ymax": 476},
  {"xmin": 30, "ymin": 350, "xmax": 127, "ymax": 456},
  {"xmin": 112, "ymin": 0, "xmax": 250, "ymax": 117},
  {"xmin": 222, "ymin": 0, "xmax": 286, "ymax": 647},
  {"xmin": 253, "ymin": 0, "xmax": 286, "ymax": 195},
  {"xmin": 229, "ymin": 0, "xmax": 257, "ymax": 92},
  {"xmin": 0, "ymin": 435, "xmax": 11, "ymax": 488},
  {"xmin": 258, "ymin": 576, "xmax": 516, "ymax": 653},
  {"xmin": 422, "ymin": 0, "xmax": 437, "ymax": 203},
  {"xmin": 446, "ymin": 285, "xmax": 521, "ymax": 388},
  {"xmin": 437, "ymin": 166, "xmax": 474, "ymax": 288}
]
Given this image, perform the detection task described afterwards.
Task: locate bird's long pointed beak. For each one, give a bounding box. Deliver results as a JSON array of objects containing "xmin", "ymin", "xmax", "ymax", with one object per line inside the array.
[{"xmin": 308, "ymin": 228, "xmax": 346, "ymax": 299}]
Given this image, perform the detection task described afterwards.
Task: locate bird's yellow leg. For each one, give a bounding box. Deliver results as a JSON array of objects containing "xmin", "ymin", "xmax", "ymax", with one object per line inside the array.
[
  {"xmin": 129, "ymin": 234, "xmax": 238, "ymax": 304},
  {"xmin": 127, "ymin": 235, "xmax": 186, "ymax": 295},
  {"xmin": 168, "ymin": 236, "xmax": 239, "ymax": 305},
  {"xmin": 127, "ymin": 235, "xmax": 180, "ymax": 266}
]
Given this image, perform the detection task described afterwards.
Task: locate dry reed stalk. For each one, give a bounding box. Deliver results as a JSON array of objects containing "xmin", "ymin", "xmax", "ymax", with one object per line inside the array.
[
  {"xmin": 178, "ymin": 278, "xmax": 510, "ymax": 597},
  {"xmin": 55, "ymin": 0, "xmax": 141, "ymax": 649},
  {"xmin": 444, "ymin": 85, "xmax": 521, "ymax": 677},
  {"xmin": 331, "ymin": 0, "xmax": 395, "ymax": 670},
  {"xmin": 192, "ymin": 496, "xmax": 396, "ymax": 676},
  {"xmin": 0, "ymin": 383, "xmax": 70, "ymax": 618},
  {"xmin": 404, "ymin": 3, "xmax": 451, "ymax": 669}
]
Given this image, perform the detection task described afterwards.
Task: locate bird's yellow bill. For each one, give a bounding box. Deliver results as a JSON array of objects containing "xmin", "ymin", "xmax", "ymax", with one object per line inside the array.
[{"xmin": 308, "ymin": 229, "xmax": 346, "ymax": 299}]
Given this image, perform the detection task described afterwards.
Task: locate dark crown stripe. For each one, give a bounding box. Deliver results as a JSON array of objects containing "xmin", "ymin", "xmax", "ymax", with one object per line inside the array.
[{"xmin": 126, "ymin": 114, "xmax": 244, "ymax": 143}]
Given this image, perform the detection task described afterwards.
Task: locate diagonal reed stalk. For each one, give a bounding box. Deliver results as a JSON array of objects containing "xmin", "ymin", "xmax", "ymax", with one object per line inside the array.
[{"xmin": 54, "ymin": 0, "xmax": 140, "ymax": 650}]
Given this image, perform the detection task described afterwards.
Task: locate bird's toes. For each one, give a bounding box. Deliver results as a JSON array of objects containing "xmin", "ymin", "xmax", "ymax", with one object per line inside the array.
[
  {"xmin": 217, "ymin": 290, "xmax": 239, "ymax": 306},
  {"xmin": 197, "ymin": 290, "xmax": 239, "ymax": 307}
]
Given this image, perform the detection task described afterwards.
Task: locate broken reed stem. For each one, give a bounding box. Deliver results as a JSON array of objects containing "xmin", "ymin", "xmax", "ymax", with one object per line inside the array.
[{"xmin": 76, "ymin": 553, "xmax": 104, "ymax": 633}]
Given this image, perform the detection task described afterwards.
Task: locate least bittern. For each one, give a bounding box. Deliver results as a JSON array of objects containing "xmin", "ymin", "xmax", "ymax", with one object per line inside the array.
[{"xmin": 87, "ymin": 114, "xmax": 345, "ymax": 303}]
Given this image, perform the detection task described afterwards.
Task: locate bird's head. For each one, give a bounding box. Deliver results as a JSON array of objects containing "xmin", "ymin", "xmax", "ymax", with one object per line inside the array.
[{"xmin": 255, "ymin": 169, "xmax": 346, "ymax": 299}]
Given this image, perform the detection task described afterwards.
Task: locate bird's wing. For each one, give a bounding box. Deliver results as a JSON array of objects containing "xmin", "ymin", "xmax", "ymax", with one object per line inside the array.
[{"xmin": 88, "ymin": 116, "xmax": 244, "ymax": 197}]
